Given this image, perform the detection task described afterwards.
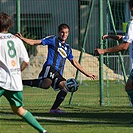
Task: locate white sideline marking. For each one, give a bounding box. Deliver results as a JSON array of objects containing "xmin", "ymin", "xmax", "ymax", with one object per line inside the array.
[
  {"xmin": 35, "ymin": 116, "xmax": 84, "ymax": 123},
  {"xmin": 1, "ymin": 113, "xmax": 86, "ymax": 123}
]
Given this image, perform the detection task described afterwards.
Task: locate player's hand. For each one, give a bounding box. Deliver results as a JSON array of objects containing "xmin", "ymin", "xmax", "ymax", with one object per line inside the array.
[
  {"xmin": 95, "ymin": 48, "xmax": 105, "ymax": 55},
  {"xmin": 87, "ymin": 73, "xmax": 96, "ymax": 80},
  {"xmin": 15, "ymin": 32, "xmax": 23, "ymax": 40},
  {"xmin": 102, "ymin": 34, "xmax": 109, "ymax": 40}
]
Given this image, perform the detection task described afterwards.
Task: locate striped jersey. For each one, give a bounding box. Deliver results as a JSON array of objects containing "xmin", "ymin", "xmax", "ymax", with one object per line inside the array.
[
  {"xmin": 41, "ymin": 35, "xmax": 74, "ymax": 75},
  {"xmin": 0, "ymin": 33, "xmax": 29, "ymax": 91}
]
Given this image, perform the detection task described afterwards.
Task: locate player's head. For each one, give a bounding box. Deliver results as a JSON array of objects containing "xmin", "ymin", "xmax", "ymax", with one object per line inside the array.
[
  {"xmin": 58, "ymin": 23, "xmax": 70, "ymax": 42},
  {"xmin": 58, "ymin": 23, "xmax": 70, "ymax": 32},
  {"xmin": 129, "ymin": 0, "xmax": 133, "ymax": 16},
  {"xmin": 0, "ymin": 12, "xmax": 12, "ymax": 32}
]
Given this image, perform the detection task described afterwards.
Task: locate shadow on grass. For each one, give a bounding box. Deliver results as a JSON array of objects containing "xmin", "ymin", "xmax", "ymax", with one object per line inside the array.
[{"xmin": 0, "ymin": 111, "xmax": 133, "ymax": 127}]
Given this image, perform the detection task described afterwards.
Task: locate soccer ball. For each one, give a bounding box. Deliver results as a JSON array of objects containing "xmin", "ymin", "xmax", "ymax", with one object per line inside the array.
[{"xmin": 65, "ymin": 78, "xmax": 79, "ymax": 92}]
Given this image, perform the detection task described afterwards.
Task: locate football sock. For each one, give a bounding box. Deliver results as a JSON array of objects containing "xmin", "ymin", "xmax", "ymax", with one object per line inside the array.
[
  {"xmin": 51, "ymin": 89, "xmax": 67, "ymax": 109},
  {"xmin": 126, "ymin": 90, "xmax": 133, "ymax": 105},
  {"xmin": 22, "ymin": 79, "xmax": 43, "ymax": 88},
  {"xmin": 22, "ymin": 80, "xmax": 31, "ymax": 86},
  {"xmin": 22, "ymin": 110, "xmax": 46, "ymax": 133}
]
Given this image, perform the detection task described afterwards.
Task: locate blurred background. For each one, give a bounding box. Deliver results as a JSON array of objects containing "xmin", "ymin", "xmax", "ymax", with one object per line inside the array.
[{"xmin": 0, "ymin": 0, "xmax": 131, "ymax": 106}]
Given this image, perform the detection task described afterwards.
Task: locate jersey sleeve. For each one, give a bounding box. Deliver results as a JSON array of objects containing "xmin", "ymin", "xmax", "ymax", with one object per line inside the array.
[
  {"xmin": 41, "ymin": 35, "xmax": 55, "ymax": 46},
  {"xmin": 123, "ymin": 21, "xmax": 133, "ymax": 43}
]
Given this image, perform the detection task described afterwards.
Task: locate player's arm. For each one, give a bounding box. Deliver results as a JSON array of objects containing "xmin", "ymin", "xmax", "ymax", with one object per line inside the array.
[
  {"xmin": 70, "ymin": 58, "xmax": 96, "ymax": 80},
  {"xmin": 16, "ymin": 33, "xmax": 41, "ymax": 45},
  {"xmin": 102, "ymin": 34, "xmax": 122, "ymax": 41},
  {"xmin": 20, "ymin": 61, "xmax": 29, "ymax": 71},
  {"xmin": 95, "ymin": 42, "xmax": 130, "ymax": 55}
]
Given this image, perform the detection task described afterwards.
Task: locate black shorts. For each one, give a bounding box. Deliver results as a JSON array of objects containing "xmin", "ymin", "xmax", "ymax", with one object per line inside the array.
[{"xmin": 38, "ymin": 65, "xmax": 66, "ymax": 90}]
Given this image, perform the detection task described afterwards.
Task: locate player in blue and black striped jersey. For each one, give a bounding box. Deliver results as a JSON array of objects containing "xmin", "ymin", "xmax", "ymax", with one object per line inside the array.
[{"xmin": 16, "ymin": 23, "xmax": 96, "ymax": 113}]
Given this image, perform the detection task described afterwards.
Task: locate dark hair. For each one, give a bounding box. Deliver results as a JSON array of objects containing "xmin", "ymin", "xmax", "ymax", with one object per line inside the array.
[
  {"xmin": 58, "ymin": 23, "xmax": 70, "ymax": 32},
  {"xmin": 0, "ymin": 12, "xmax": 12, "ymax": 32},
  {"xmin": 129, "ymin": 0, "xmax": 133, "ymax": 9}
]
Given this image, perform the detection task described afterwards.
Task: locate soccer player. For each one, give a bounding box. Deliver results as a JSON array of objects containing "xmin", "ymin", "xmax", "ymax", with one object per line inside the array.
[
  {"xmin": 95, "ymin": 0, "xmax": 133, "ymax": 107},
  {"xmin": 16, "ymin": 23, "xmax": 96, "ymax": 114},
  {"xmin": 0, "ymin": 12, "xmax": 48, "ymax": 133}
]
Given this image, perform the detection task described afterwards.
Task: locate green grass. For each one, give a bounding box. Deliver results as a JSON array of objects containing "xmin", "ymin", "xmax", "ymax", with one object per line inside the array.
[
  {"xmin": 1, "ymin": 106, "xmax": 133, "ymax": 133},
  {"xmin": 0, "ymin": 80, "xmax": 133, "ymax": 133}
]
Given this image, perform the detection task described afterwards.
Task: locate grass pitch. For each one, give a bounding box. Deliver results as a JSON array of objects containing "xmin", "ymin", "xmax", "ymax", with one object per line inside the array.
[
  {"xmin": 1, "ymin": 106, "xmax": 133, "ymax": 133},
  {"xmin": 0, "ymin": 80, "xmax": 133, "ymax": 133}
]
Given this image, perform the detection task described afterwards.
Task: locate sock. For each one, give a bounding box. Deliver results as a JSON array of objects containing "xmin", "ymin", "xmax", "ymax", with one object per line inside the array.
[
  {"xmin": 22, "ymin": 80, "xmax": 32, "ymax": 86},
  {"xmin": 126, "ymin": 90, "xmax": 133, "ymax": 105},
  {"xmin": 22, "ymin": 110, "xmax": 46, "ymax": 133},
  {"xmin": 22, "ymin": 79, "xmax": 43, "ymax": 88},
  {"xmin": 51, "ymin": 90, "xmax": 67, "ymax": 109}
]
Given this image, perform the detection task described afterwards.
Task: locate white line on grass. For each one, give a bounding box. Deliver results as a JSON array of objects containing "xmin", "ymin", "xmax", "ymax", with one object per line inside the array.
[{"xmin": 35, "ymin": 116, "xmax": 87, "ymax": 123}]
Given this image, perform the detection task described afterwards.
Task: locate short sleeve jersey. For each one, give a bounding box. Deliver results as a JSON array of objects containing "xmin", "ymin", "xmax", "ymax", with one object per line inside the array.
[
  {"xmin": 123, "ymin": 20, "xmax": 133, "ymax": 69},
  {"xmin": 41, "ymin": 35, "xmax": 74, "ymax": 75},
  {"xmin": 0, "ymin": 33, "xmax": 29, "ymax": 91}
]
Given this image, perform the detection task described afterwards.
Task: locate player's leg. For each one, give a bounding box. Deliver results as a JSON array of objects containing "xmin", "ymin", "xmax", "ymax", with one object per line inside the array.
[
  {"xmin": 5, "ymin": 90, "xmax": 48, "ymax": 133},
  {"xmin": 0, "ymin": 87, "xmax": 5, "ymax": 97},
  {"xmin": 37, "ymin": 65, "xmax": 68, "ymax": 113},
  {"xmin": 22, "ymin": 66, "xmax": 53, "ymax": 89},
  {"xmin": 11, "ymin": 106, "xmax": 47, "ymax": 133},
  {"xmin": 125, "ymin": 69, "xmax": 133, "ymax": 105},
  {"xmin": 22, "ymin": 79, "xmax": 40, "ymax": 87},
  {"xmin": 22, "ymin": 78, "xmax": 52, "ymax": 89},
  {"xmin": 50, "ymin": 74, "xmax": 68, "ymax": 113},
  {"xmin": 50, "ymin": 89, "xmax": 68, "ymax": 113}
]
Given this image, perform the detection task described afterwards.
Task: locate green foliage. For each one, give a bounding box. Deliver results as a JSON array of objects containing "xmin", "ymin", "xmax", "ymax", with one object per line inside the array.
[{"xmin": 21, "ymin": 26, "xmax": 38, "ymax": 57}]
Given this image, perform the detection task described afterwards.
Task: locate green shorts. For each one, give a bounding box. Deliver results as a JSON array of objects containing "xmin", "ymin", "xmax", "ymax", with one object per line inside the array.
[
  {"xmin": 0, "ymin": 87, "xmax": 24, "ymax": 107},
  {"xmin": 128, "ymin": 69, "xmax": 133, "ymax": 80}
]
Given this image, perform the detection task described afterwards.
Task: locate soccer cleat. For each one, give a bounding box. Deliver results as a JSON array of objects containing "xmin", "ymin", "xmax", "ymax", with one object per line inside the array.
[
  {"xmin": 43, "ymin": 130, "xmax": 48, "ymax": 133},
  {"xmin": 49, "ymin": 108, "xmax": 66, "ymax": 114}
]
